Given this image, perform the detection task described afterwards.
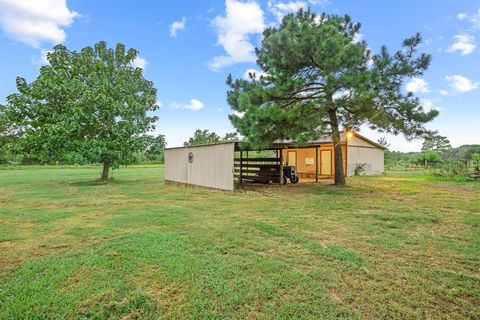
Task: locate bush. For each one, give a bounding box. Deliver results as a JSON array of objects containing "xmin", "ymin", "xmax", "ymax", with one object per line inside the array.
[
  {"xmin": 354, "ymin": 163, "xmax": 366, "ymax": 176},
  {"xmin": 419, "ymin": 150, "xmax": 441, "ymax": 164}
]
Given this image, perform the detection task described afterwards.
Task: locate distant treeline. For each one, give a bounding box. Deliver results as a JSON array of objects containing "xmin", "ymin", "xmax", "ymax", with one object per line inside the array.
[
  {"xmin": 0, "ymin": 129, "xmax": 239, "ymax": 166},
  {"xmin": 385, "ymin": 144, "xmax": 480, "ymax": 176},
  {"xmin": 0, "ymin": 134, "xmax": 166, "ymax": 166},
  {"xmin": 386, "ymin": 144, "xmax": 480, "ymax": 163}
]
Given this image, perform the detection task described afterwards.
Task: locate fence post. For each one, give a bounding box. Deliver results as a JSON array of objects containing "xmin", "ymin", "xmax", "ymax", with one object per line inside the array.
[{"xmin": 239, "ymin": 151, "xmax": 243, "ymax": 183}]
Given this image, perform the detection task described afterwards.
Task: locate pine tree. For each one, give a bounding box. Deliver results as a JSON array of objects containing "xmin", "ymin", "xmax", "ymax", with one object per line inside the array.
[
  {"xmin": 421, "ymin": 134, "xmax": 451, "ymax": 153},
  {"xmin": 227, "ymin": 10, "xmax": 438, "ymax": 186},
  {"xmin": 377, "ymin": 137, "xmax": 390, "ymax": 149}
]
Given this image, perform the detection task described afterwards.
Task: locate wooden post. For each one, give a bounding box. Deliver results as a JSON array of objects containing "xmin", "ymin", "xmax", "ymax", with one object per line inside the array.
[
  {"xmin": 315, "ymin": 145, "xmax": 319, "ymax": 183},
  {"xmin": 279, "ymin": 148, "xmax": 284, "ymax": 185},
  {"xmin": 240, "ymin": 150, "xmax": 243, "ymax": 183}
]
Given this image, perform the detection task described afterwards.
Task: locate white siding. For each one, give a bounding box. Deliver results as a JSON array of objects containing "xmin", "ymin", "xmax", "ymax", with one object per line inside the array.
[
  {"xmin": 164, "ymin": 143, "xmax": 235, "ymax": 191},
  {"xmin": 347, "ymin": 135, "xmax": 384, "ymax": 176}
]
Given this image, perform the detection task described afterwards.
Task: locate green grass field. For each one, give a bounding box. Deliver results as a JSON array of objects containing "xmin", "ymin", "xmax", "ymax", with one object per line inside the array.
[{"xmin": 0, "ymin": 166, "xmax": 478, "ymax": 319}]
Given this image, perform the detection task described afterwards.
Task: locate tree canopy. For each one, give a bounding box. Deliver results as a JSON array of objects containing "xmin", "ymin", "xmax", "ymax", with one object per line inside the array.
[
  {"xmin": 222, "ymin": 132, "xmax": 240, "ymax": 142},
  {"xmin": 421, "ymin": 134, "xmax": 452, "ymax": 153},
  {"xmin": 184, "ymin": 129, "xmax": 239, "ymax": 146},
  {"xmin": 227, "ymin": 10, "xmax": 438, "ymax": 185},
  {"xmin": 0, "ymin": 114, "xmax": 14, "ymax": 164},
  {"xmin": 0, "ymin": 41, "xmax": 158, "ymax": 180},
  {"xmin": 144, "ymin": 134, "xmax": 166, "ymax": 155},
  {"xmin": 442, "ymin": 144, "xmax": 480, "ymax": 160},
  {"xmin": 143, "ymin": 134, "xmax": 166, "ymax": 160}
]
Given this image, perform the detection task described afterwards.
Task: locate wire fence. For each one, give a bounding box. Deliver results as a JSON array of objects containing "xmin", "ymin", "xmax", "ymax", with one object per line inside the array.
[{"xmin": 386, "ymin": 159, "xmax": 479, "ymax": 176}]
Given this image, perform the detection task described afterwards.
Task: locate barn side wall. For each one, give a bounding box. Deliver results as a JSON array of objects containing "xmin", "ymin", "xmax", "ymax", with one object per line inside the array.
[
  {"xmin": 347, "ymin": 135, "xmax": 384, "ymax": 176},
  {"xmin": 164, "ymin": 143, "xmax": 235, "ymax": 191},
  {"xmin": 281, "ymin": 144, "xmax": 347, "ymax": 177}
]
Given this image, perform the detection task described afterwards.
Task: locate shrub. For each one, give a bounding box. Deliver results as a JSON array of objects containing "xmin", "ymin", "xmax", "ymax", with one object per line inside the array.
[{"xmin": 354, "ymin": 163, "xmax": 366, "ymax": 176}]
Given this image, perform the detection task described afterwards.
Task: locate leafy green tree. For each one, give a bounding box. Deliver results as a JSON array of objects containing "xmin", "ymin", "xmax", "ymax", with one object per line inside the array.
[
  {"xmin": 144, "ymin": 134, "xmax": 166, "ymax": 155},
  {"xmin": 471, "ymin": 153, "xmax": 480, "ymax": 171},
  {"xmin": 0, "ymin": 115, "xmax": 10, "ymax": 163},
  {"xmin": 420, "ymin": 150, "xmax": 441, "ymax": 164},
  {"xmin": 227, "ymin": 10, "xmax": 438, "ymax": 185},
  {"xmin": 421, "ymin": 134, "xmax": 452, "ymax": 153},
  {"xmin": 183, "ymin": 130, "xmax": 240, "ymax": 146},
  {"xmin": 1, "ymin": 41, "xmax": 158, "ymax": 180},
  {"xmin": 442, "ymin": 145, "xmax": 480, "ymax": 160},
  {"xmin": 184, "ymin": 129, "xmax": 221, "ymax": 146},
  {"xmin": 143, "ymin": 134, "xmax": 166, "ymax": 161},
  {"xmin": 0, "ymin": 106, "xmax": 23, "ymax": 164},
  {"xmin": 222, "ymin": 132, "xmax": 239, "ymax": 142}
]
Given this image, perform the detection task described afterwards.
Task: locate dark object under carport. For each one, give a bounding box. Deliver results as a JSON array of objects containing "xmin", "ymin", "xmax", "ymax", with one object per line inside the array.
[{"xmin": 234, "ymin": 152, "xmax": 299, "ymax": 184}]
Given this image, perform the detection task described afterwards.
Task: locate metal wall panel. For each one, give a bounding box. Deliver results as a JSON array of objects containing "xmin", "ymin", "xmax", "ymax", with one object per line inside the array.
[
  {"xmin": 347, "ymin": 147, "xmax": 384, "ymax": 176},
  {"xmin": 347, "ymin": 135, "xmax": 384, "ymax": 176},
  {"xmin": 165, "ymin": 143, "xmax": 235, "ymax": 191}
]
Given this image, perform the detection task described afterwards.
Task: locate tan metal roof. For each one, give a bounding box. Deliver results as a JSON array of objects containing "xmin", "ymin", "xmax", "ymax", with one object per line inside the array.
[
  {"xmin": 272, "ymin": 132, "xmax": 386, "ymax": 149},
  {"xmin": 167, "ymin": 132, "xmax": 386, "ymax": 151}
]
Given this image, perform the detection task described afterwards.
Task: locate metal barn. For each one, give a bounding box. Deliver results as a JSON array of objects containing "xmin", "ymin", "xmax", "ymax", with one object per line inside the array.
[
  {"xmin": 164, "ymin": 142, "xmax": 235, "ymax": 191},
  {"xmin": 164, "ymin": 132, "xmax": 385, "ymax": 191}
]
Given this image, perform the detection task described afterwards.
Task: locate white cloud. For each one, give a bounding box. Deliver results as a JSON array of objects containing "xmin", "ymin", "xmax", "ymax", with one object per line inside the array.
[
  {"xmin": 174, "ymin": 99, "xmax": 204, "ymax": 111},
  {"xmin": 470, "ymin": 9, "xmax": 480, "ymax": 29},
  {"xmin": 268, "ymin": 0, "xmax": 329, "ymax": 22},
  {"xmin": 419, "ymin": 99, "xmax": 438, "ymax": 113},
  {"xmin": 155, "ymin": 100, "xmax": 163, "ymax": 108},
  {"xmin": 457, "ymin": 9, "xmax": 480, "ymax": 29},
  {"xmin": 457, "ymin": 13, "xmax": 467, "ymax": 20},
  {"xmin": 405, "ymin": 78, "xmax": 430, "ymax": 93},
  {"xmin": 170, "ymin": 17, "xmax": 186, "ymax": 38},
  {"xmin": 332, "ymin": 89, "xmax": 352, "ymax": 101},
  {"xmin": 208, "ymin": 0, "xmax": 265, "ymax": 71},
  {"xmin": 268, "ymin": 1, "xmax": 307, "ymax": 22},
  {"xmin": 31, "ymin": 49, "xmax": 52, "ymax": 65},
  {"xmin": 446, "ymin": 34, "xmax": 476, "ymax": 55},
  {"xmin": 184, "ymin": 99, "xmax": 204, "ymax": 111},
  {"xmin": 40, "ymin": 49, "xmax": 51, "ymax": 64},
  {"xmin": 308, "ymin": 0, "xmax": 330, "ymax": 4},
  {"xmin": 439, "ymin": 90, "xmax": 449, "ymax": 96},
  {"xmin": 352, "ymin": 33, "xmax": 363, "ymax": 44},
  {"xmin": 131, "ymin": 56, "xmax": 148, "ymax": 69},
  {"xmin": 233, "ymin": 111, "xmax": 245, "ymax": 118},
  {"xmin": 445, "ymin": 75, "xmax": 480, "ymax": 93},
  {"xmin": 243, "ymin": 68, "xmax": 266, "ymax": 80},
  {"xmin": 0, "ymin": 0, "xmax": 79, "ymax": 47}
]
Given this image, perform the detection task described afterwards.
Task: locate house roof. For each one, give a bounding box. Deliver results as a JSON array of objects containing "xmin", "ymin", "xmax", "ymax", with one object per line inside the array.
[
  {"xmin": 165, "ymin": 141, "xmax": 235, "ymax": 151},
  {"xmin": 166, "ymin": 132, "xmax": 385, "ymax": 151},
  {"xmin": 351, "ymin": 132, "xmax": 387, "ymax": 149},
  {"xmin": 272, "ymin": 132, "xmax": 386, "ymax": 149}
]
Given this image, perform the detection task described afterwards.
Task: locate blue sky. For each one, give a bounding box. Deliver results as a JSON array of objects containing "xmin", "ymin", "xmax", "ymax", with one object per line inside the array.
[{"xmin": 0, "ymin": 0, "xmax": 479, "ymax": 151}]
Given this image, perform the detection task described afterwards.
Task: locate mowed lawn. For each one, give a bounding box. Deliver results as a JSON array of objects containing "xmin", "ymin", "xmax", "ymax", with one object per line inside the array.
[{"xmin": 0, "ymin": 166, "xmax": 478, "ymax": 319}]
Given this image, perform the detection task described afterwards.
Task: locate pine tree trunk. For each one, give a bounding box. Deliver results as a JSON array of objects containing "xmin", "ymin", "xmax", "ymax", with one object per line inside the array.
[
  {"xmin": 100, "ymin": 160, "xmax": 110, "ymax": 181},
  {"xmin": 328, "ymin": 108, "xmax": 346, "ymax": 186}
]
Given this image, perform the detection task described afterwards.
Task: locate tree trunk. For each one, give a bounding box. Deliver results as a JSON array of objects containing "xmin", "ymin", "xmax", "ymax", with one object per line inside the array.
[
  {"xmin": 328, "ymin": 108, "xmax": 346, "ymax": 186},
  {"xmin": 100, "ymin": 160, "xmax": 110, "ymax": 181},
  {"xmin": 279, "ymin": 149, "xmax": 284, "ymax": 185}
]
